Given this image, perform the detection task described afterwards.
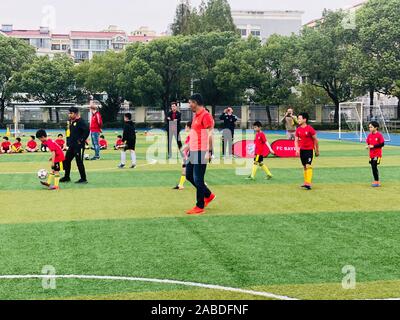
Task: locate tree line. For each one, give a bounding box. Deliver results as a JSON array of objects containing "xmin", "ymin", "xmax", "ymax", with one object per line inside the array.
[{"xmin": 0, "ymin": 0, "xmax": 399, "ymax": 124}]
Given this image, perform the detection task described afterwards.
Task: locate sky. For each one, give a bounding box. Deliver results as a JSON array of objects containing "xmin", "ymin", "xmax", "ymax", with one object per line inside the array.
[{"xmin": 0, "ymin": 0, "xmax": 363, "ymax": 34}]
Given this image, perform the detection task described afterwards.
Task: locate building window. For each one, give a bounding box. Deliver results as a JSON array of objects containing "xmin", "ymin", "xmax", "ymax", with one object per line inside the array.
[
  {"xmin": 240, "ymin": 29, "xmax": 247, "ymax": 37},
  {"xmin": 113, "ymin": 43, "xmax": 124, "ymax": 50},
  {"xmin": 72, "ymin": 39, "xmax": 90, "ymax": 50},
  {"xmin": 62, "ymin": 44, "xmax": 69, "ymax": 51},
  {"xmin": 251, "ymin": 30, "xmax": 261, "ymax": 37},
  {"xmin": 74, "ymin": 51, "xmax": 89, "ymax": 62},
  {"xmin": 51, "ymin": 44, "xmax": 60, "ymax": 51},
  {"xmin": 30, "ymin": 38, "xmax": 50, "ymax": 49}
]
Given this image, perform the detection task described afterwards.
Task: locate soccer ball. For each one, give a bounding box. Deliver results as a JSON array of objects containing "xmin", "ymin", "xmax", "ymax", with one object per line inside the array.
[
  {"xmin": 84, "ymin": 154, "xmax": 90, "ymax": 160},
  {"xmin": 37, "ymin": 169, "xmax": 48, "ymax": 180}
]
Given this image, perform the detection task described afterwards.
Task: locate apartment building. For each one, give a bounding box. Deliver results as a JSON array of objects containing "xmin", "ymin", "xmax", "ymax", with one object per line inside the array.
[
  {"xmin": 1, "ymin": 24, "xmax": 162, "ymax": 62},
  {"xmin": 232, "ymin": 10, "xmax": 304, "ymax": 42}
]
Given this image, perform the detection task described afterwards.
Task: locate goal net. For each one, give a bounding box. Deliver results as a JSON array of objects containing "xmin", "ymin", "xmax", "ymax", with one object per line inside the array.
[{"xmin": 339, "ymin": 102, "xmax": 391, "ymax": 142}]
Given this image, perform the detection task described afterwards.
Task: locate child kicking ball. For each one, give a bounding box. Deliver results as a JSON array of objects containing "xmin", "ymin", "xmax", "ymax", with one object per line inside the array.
[{"xmin": 36, "ymin": 129, "xmax": 65, "ymax": 190}]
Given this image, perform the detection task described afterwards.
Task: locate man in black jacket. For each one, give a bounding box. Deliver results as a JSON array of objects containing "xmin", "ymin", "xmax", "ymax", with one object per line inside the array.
[
  {"xmin": 167, "ymin": 102, "xmax": 182, "ymax": 158},
  {"xmin": 60, "ymin": 107, "xmax": 90, "ymax": 184},
  {"xmin": 118, "ymin": 113, "xmax": 137, "ymax": 169},
  {"xmin": 220, "ymin": 107, "xmax": 238, "ymax": 156}
]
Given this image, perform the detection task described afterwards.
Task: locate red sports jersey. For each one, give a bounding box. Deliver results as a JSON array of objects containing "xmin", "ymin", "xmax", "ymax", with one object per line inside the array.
[
  {"xmin": 254, "ymin": 132, "xmax": 269, "ymax": 157},
  {"xmin": 55, "ymin": 139, "xmax": 65, "ymax": 149},
  {"xmin": 27, "ymin": 140, "xmax": 37, "ymax": 149},
  {"xmin": 115, "ymin": 138, "xmax": 124, "ymax": 146},
  {"xmin": 296, "ymin": 125, "xmax": 317, "ymax": 150},
  {"xmin": 189, "ymin": 108, "xmax": 214, "ymax": 152},
  {"xmin": 12, "ymin": 142, "xmax": 22, "ymax": 149},
  {"xmin": 99, "ymin": 139, "xmax": 108, "ymax": 148},
  {"xmin": 44, "ymin": 139, "xmax": 65, "ymax": 163},
  {"xmin": 1, "ymin": 141, "xmax": 11, "ymax": 150},
  {"xmin": 366, "ymin": 132, "xmax": 385, "ymax": 158}
]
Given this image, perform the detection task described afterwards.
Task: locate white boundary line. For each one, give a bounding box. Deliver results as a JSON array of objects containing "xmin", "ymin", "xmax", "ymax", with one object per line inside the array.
[
  {"xmin": 0, "ymin": 160, "xmax": 158, "ymax": 175},
  {"xmin": 0, "ymin": 274, "xmax": 298, "ymax": 300}
]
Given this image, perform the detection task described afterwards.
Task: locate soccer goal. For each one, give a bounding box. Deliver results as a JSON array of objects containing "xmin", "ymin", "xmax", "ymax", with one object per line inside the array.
[{"xmin": 339, "ymin": 102, "xmax": 391, "ymax": 142}]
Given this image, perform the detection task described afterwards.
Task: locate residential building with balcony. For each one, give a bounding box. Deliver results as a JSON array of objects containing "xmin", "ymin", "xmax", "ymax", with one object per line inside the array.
[
  {"xmin": 0, "ymin": 24, "xmax": 163, "ymax": 62},
  {"xmin": 232, "ymin": 10, "xmax": 304, "ymax": 42}
]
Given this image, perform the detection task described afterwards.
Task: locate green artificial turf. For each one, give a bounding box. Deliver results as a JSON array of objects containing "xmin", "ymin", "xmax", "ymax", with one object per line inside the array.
[{"xmin": 0, "ymin": 132, "xmax": 399, "ymax": 300}]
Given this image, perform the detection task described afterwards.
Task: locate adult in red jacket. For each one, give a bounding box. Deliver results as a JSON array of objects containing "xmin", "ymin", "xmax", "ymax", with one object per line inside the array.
[{"xmin": 89, "ymin": 98, "xmax": 103, "ymax": 160}]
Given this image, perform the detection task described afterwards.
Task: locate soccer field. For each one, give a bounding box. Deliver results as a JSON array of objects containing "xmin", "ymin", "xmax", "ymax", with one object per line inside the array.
[{"xmin": 0, "ymin": 131, "xmax": 400, "ymax": 300}]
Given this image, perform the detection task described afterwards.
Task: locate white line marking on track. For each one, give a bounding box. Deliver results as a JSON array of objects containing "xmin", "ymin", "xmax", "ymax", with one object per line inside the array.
[
  {"xmin": 0, "ymin": 274, "xmax": 298, "ymax": 300},
  {"xmin": 0, "ymin": 160, "xmax": 158, "ymax": 175}
]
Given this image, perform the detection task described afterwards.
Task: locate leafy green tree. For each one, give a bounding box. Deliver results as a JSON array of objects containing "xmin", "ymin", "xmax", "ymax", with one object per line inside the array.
[
  {"xmin": 287, "ymin": 83, "xmax": 332, "ymax": 115},
  {"xmin": 125, "ymin": 37, "xmax": 188, "ymax": 114},
  {"xmin": 187, "ymin": 32, "xmax": 240, "ymax": 111},
  {"xmin": 75, "ymin": 51, "xmax": 125, "ymax": 123},
  {"xmin": 216, "ymin": 35, "xmax": 299, "ymax": 126},
  {"xmin": 297, "ymin": 10, "xmax": 357, "ymax": 122},
  {"xmin": 0, "ymin": 37, "xmax": 35, "ymax": 123},
  {"xmin": 16, "ymin": 54, "xmax": 76, "ymax": 122},
  {"xmin": 201, "ymin": 0, "xmax": 237, "ymax": 33},
  {"xmin": 121, "ymin": 55, "xmax": 163, "ymax": 107},
  {"xmin": 354, "ymin": 0, "xmax": 400, "ymax": 115},
  {"xmin": 171, "ymin": 0, "xmax": 237, "ymax": 35}
]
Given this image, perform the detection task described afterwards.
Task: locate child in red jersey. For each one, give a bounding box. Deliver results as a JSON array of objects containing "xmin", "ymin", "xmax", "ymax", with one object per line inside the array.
[
  {"xmin": 247, "ymin": 121, "xmax": 275, "ymax": 180},
  {"xmin": 114, "ymin": 135, "xmax": 124, "ymax": 150},
  {"xmin": 99, "ymin": 135, "xmax": 108, "ymax": 150},
  {"xmin": 55, "ymin": 134, "xmax": 67, "ymax": 151},
  {"xmin": 1, "ymin": 137, "xmax": 11, "ymax": 154},
  {"xmin": 173, "ymin": 121, "xmax": 192, "ymax": 190},
  {"xmin": 11, "ymin": 138, "xmax": 23, "ymax": 153},
  {"xmin": 295, "ymin": 113, "xmax": 320, "ymax": 190},
  {"xmin": 366, "ymin": 121, "xmax": 385, "ymax": 188},
  {"xmin": 26, "ymin": 136, "xmax": 39, "ymax": 152},
  {"xmin": 36, "ymin": 129, "xmax": 66, "ymax": 190}
]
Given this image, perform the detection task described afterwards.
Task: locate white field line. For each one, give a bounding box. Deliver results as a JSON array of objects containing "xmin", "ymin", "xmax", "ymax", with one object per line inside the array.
[
  {"xmin": 0, "ymin": 274, "xmax": 298, "ymax": 300},
  {"xmin": 0, "ymin": 160, "xmax": 158, "ymax": 175}
]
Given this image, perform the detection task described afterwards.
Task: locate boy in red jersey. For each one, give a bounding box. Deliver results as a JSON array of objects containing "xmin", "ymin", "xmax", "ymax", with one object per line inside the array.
[
  {"xmin": 114, "ymin": 135, "xmax": 124, "ymax": 150},
  {"xmin": 295, "ymin": 113, "xmax": 320, "ymax": 190},
  {"xmin": 36, "ymin": 129, "xmax": 66, "ymax": 190},
  {"xmin": 366, "ymin": 121, "xmax": 385, "ymax": 188},
  {"xmin": 247, "ymin": 121, "xmax": 275, "ymax": 180},
  {"xmin": 55, "ymin": 134, "xmax": 67, "ymax": 151},
  {"xmin": 26, "ymin": 136, "xmax": 39, "ymax": 152},
  {"xmin": 173, "ymin": 121, "xmax": 192, "ymax": 190},
  {"xmin": 99, "ymin": 135, "xmax": 108, "ymax": 150},
  {"xmin": 1, "ymin": 137, "xmax": 11, "ymax": 154},
  {"xmin": 11, "ymin": 138, "xmax": 23, "ymax": 153}
]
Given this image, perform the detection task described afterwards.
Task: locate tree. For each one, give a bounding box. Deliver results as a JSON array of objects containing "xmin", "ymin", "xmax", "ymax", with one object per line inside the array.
[
  {"xmin": 0, "ymin": 37, "xmax": 35, "ymax": 123},
  {"xmin": 297, "ymin": 10, "xmax": 357, "ymax": 123},
  {"xmin": 122, "ymin": 55, "xmax": 163, "ymax": 107},
  {"xmin": 215, "ymin": 35, "xmax": 299, "ymax": 126},
  {"xmin": 75, "ymin": 51, "xmax": 125, "ymax": 123},
  {"xmin": 171, "ymin": 0, "xmax": 237, "ymax": 35},
  {"xmin": 187, "ymin": 32, "xmax": 240, "ymax": 111},
  {"xmin": 354, "ymin": 0, "xmax": 400, "ymax": 113},
  {"xmin": 171, "ymin": 0, "xmax": 198, "ymax": 36},
  {"xmin": 125, "ymin": 37, "xmax": 188, "ymax": 114},
  {"xmin": 201, "ymin": 0, "xmax": 237, "ymax": 34},
  {"xmin": 16, "ymin": 54, "xmax": 76, "ymax": 122}
]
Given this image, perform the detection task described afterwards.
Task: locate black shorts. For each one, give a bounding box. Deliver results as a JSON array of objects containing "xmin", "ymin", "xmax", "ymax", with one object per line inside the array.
[
  {"xmin": 300, "ymin": 150, "xmax": 314, "ymax": 166},
  {"xmin": 370, "ymin": 157, "xmax": 381, "ymax": 165},
  {"xmin": 124, "ymin": 140, "xmax": 136, "ymax": 151},
  {"xmin": 254, "ymin": 155, "xmax": 264, "ymax": 163},
  {"xmin": 52, "ymin": 162, "xmax": 64, "ymax": 172}
]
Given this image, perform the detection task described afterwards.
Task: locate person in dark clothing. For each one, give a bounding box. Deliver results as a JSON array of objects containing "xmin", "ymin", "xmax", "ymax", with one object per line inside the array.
[
  {"xmin": 60, "ymin": 107, "xmax": 90, "ymax": 184},
  {"xmin": 118, "ymin": 113, "xmax": 137, "ymax": 169},
  {"xmin": 167, "ymin": 102, "xmax": 183, "ymax": 158},
  {"xmin": 220, "ymin": 107, "xmax": 238, "ymax": 156}
]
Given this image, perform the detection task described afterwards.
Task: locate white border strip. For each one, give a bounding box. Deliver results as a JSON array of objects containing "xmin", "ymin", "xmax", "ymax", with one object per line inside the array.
[{"xmin": 0, "ymin": 274, "xmax": 298, "ymax": 300}]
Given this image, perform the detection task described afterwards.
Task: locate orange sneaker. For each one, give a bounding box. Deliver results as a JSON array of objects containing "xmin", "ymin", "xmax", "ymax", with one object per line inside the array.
[
  {"xmin": 49, "ymin": 186, "xmax": 60, "ymax": 191},
  {"xmin": 186, "ymin": 207, "xmax": 205, "ymax": 215},
  {"xmin": 204, "ymin": 194, "xmax": 216, "ymax": 208}
]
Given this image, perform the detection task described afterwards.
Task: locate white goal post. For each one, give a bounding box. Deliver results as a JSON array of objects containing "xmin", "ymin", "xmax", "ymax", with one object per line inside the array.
[{"xmin": 339, "ymin": 102, "xmax": 391, "ymax": 142}]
